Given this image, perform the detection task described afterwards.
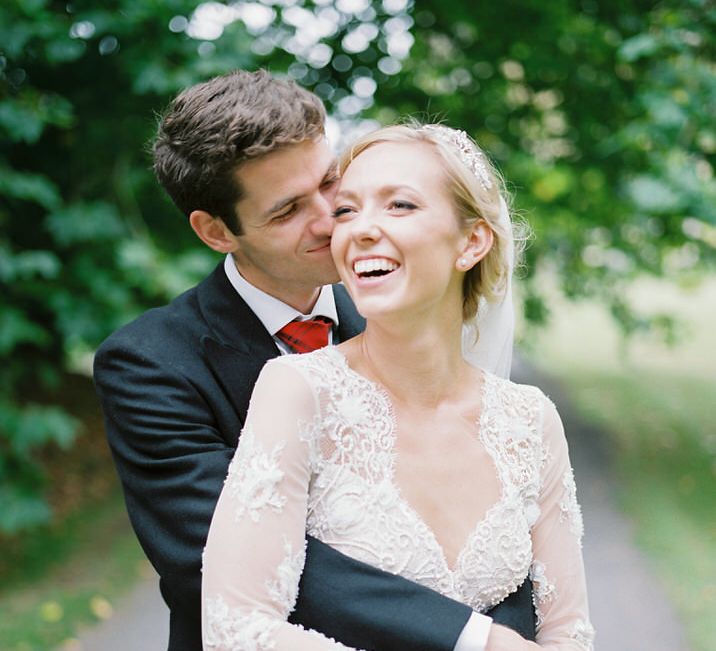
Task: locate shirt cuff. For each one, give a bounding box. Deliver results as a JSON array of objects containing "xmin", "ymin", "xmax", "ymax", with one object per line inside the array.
[{"xmin": 453, "ymin": 612, "xmax": 493, "ymax": 651}]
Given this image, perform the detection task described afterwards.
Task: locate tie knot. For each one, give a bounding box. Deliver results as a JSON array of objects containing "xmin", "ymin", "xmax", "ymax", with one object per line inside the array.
[{"xmin": 276, "ymin": 316, "xmax": 334, "ymax": 354}]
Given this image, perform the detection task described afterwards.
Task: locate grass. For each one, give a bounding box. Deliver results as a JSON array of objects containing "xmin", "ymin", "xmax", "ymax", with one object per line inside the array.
[
  {"xmin": 0, "ymin": 492, "xmax": 148, "ymax": 651},
  {"xmin": 523, "ymin": 274, "xmax": 716, "ymax": 651}
]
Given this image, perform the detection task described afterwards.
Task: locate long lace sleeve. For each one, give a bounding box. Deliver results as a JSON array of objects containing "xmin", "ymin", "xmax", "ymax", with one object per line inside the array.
[
  {"xmin": 528, "ymin": 398, "xmax": 595, "ymax": 651},
  {"xmin": 201, "ymin": 359, "xmax": 359, "ymax": 651}
]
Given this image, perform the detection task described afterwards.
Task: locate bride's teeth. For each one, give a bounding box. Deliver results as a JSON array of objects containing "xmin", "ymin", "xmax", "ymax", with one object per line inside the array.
[{"xmin": 353, "ymin": 258, "xmax": 399, "ymax": 275}]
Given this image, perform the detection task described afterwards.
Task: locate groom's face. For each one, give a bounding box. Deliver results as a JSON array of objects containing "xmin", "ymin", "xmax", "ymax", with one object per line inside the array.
[{"xmin": 229, "ymin": 138, "xmax": 341, "ymax": 310}]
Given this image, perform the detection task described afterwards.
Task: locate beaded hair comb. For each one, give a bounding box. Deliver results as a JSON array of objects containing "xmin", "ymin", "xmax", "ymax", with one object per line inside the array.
[{"xmin": 422, "ymin": 124, "xmax": 493, "ymax": 192}]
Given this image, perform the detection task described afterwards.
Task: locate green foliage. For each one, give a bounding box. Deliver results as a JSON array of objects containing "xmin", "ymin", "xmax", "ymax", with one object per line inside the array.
[
  {"xmin": 1, "ymin": 0, "xmax": 715, "ymax": 534},
  {"xmin": 0, "ymin": 0, "xmax": 226, "ymax": 534}
]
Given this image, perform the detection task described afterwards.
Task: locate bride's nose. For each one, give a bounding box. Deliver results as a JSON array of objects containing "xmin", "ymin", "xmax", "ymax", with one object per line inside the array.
[{"xmin": 350, "ymin": 208, "xmax": 382, "ymax": 243}]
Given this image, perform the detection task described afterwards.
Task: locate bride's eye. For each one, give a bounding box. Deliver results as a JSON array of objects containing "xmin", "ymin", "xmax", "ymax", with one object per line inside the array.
[
  {"xmin": 333, "ymin": 206, "xmax": 355, "ymax": 219},
  {"xmin": 390, "ymin": 200, "xmax": 417, "ymax": 211}
]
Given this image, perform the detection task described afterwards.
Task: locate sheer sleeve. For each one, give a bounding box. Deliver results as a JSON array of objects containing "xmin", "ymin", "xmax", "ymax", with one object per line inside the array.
[
  {"xmin": 528, "ymin": 398, "xmax": 595, "ymax": 651},
  {"xmin": 201, "ymin": 359, "xmax": 360, "ymax": 651}
]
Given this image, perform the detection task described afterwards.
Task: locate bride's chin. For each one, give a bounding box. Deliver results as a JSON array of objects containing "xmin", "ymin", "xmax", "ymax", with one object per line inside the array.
[{"xmin": 354, "ymin": 300, "xmax": 410, "ymax": 325}]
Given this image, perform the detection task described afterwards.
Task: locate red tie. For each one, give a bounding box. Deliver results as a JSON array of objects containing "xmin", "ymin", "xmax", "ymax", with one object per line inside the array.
[{"xmin": 276, "ymin": 317, "xmax": 334, "ymax": 354}]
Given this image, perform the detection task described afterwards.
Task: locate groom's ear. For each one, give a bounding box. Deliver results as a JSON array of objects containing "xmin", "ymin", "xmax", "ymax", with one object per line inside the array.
[
  {"xmin": 189, "ymin": 210, "xmax": 240, "ymax": 253},
  {"xmin": 457, "ymin": 219, "xmax": 494, "ymax": 271}
]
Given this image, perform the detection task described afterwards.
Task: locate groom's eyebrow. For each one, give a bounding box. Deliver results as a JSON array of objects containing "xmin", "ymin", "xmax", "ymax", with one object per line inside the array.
[{"xmin": 264, "ymin": 194, "xmax": 300, "ymax": 218}]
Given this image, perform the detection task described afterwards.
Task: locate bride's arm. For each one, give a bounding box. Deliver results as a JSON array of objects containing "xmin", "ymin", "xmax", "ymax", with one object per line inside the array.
[
  {"xmin": 201, "ymin": 360, "xmax": 359, "ymax": 651},
  {"xmin": 486, "ymin": 397, "xmax": 594, "ymax": 651}
]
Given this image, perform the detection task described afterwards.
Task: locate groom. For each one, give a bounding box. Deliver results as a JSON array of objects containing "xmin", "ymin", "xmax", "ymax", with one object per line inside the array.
[{"xmin": 94, "ymin": 69, "xmax": 535, "ymax": 651}]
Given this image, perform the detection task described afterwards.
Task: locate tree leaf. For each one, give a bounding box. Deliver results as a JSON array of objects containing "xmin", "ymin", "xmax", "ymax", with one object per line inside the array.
[
  {"xmin": 619, "ymin": 33, "xmax": 659, "ymax": 62},
  {"xmin": 0, "ymin": 165, "xmax": 61, "ymax": 209},
  {"xmin": 627, "ymin": 176, "xmax": 685, "ymax": 214},
  {"xmin": 46, "ymin": 201, "xmax": 125, "ymax": 246},
  {"xmin": 0, "ymin": 307, "xmax": 51, "ymax": 355},
  {"xmin": 0, "ymin": 487, "xmax": 51, "ymax": 534}
]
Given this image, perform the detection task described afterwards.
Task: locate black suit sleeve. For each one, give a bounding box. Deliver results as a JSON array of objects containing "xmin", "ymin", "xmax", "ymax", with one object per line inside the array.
[
  {"xmin": 94, "ymin": 340, "xmax": 232, "ymax": 650},
  {"xmin": 293, "ymin": 537, "xmax": 473, "ymax": 651}
]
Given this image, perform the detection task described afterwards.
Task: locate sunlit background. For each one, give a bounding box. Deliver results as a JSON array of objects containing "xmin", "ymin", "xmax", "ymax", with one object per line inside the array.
[{"xmin": 1, "ymin": 1, "xmax": 714, "ymax": 649}]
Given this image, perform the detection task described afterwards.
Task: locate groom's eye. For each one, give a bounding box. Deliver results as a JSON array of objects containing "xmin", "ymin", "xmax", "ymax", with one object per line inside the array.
[{"xmin": 273, "ymin": 204, "xmax": 298, "ymax": 221}]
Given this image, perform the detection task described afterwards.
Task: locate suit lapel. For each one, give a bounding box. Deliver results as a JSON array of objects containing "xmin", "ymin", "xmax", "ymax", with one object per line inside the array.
[
  {"xmin": 200, "ymin": 336, "xmax": 274, "ymax": 429},
  {"xmin": 196, "ymin": 267, "xmax": 365, "ymax": 423},
  {"xmin": 196, "ymin": 264, "xmax": 280, "ymax": 423},
  {"xmin": 334, "ymin": 284, "xmax": 365, "ymax": 342}
]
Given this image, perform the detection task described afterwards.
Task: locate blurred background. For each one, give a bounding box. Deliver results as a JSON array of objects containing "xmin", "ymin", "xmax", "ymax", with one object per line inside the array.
[{"xmin": 1, "ymin": 0, "xmax": 714, "ymax": 649}]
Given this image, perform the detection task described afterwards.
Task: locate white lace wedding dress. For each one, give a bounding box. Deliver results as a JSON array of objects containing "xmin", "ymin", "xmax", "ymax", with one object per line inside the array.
[{"xmin": 202, "ymin": 346, "xmax": 594, "ymax": 651}]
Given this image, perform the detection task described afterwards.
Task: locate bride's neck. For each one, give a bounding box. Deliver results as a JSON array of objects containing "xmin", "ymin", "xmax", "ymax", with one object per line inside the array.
[{"xmin": 354, "ymin": 316, "xmax": 469, "ymax": 407}]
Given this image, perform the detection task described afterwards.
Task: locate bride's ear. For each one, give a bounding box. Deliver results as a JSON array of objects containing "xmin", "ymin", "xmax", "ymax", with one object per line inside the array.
[{"xmin": 456, "ymin": 219, "xmax": 494, "ymax": 271}]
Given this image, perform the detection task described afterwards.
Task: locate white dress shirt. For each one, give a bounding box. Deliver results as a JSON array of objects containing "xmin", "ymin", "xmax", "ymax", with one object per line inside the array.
[
  {"xmin": 223, "ymin": 254, "xmax": 339, "ymax": 354},
  {"xmin": 223, "ymin": 254, "xmax": 493, "ymax": 651}
]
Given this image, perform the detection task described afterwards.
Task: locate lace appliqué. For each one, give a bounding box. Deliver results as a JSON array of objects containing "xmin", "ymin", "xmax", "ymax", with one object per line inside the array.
[
  {"xmin": 570, "ymin": 619, "xmax": 596, "ymax": 651},
  {"xmin": 560, "ymin": 467, "xmax": 584, "ymax": 544},
  {"xmin": 226, "ymin": 425, "xmax": 286, "ymax": 523},
  {"xmin": 204, "ymin": 594, "xmax": 278, "ymax": 650},
  {"xmin": 530, "ymin": 560, "xmax": 557, "ymax": 629},
  {"xmin": 297, "ymin": 354, "xmax": 396, "ymax": 485},
  {"xmin": 266, "ymin": 538, "xmax": 306, "ymax": 618}
]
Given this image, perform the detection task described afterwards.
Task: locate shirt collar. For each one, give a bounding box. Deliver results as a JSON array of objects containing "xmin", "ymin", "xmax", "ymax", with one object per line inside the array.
[{"xmin": 223, "ymin": 254, "xmax": 338, "ymax": 335}]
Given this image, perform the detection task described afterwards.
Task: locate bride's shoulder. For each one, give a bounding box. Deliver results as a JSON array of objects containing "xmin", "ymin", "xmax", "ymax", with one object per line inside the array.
[
  {"xmin": 483, "ymin": 370, "xmax": 549, "ymax": 401},
  {"xmin": 483, "ymin": 371, "xmax": 557, "ymax": 422}
]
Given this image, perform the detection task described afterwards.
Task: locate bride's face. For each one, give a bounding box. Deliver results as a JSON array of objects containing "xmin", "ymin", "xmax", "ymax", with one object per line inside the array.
[{"xmin": 331, "ymin": 141, "xmax": 469, "ymax": 321}]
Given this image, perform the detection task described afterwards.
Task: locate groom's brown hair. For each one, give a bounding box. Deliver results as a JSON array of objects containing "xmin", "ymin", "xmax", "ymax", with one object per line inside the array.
[{"xmin": 153, "ymin": 69, "xmax": 326, "ymax": 234}]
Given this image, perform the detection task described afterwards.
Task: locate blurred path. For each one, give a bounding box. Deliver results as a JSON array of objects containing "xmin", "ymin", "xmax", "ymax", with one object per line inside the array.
[
  {"xmin": 513, "ymin": 357, "xmax": 690, "ymax": 651},
  {"xmin": 67, "ymin": 359, "xmax": 690, "ymax": 651},
  {"xmin": 65, "ymin": 572, "xmax": 168, "ymax": 650}
]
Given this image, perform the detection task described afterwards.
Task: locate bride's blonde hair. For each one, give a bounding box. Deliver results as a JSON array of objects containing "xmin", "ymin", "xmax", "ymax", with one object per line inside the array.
[{"xmin": 339, "ymin": 123, "xmax": 519, "ymax": 322}]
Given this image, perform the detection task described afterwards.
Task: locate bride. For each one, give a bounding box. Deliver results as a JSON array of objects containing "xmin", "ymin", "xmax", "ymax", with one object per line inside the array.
[{"xmin": 201, "ymin": 123, "xmax": 594, "ymax": 651}]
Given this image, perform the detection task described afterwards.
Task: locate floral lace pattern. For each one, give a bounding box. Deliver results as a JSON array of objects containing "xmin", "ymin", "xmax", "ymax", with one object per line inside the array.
[
  {"xmin": 204, "ymin": 594, "xmax": 278, "ymax": 650},
  {"xmin": 266, "ymin": 538, "xmax": 306, "ymax": 618},
  {"xmin": 570, "ymin": 619, "xmax": 596, "ymax": 650},
  {"xmin": 530, "ymin": 560, "xmax": 557, "ymax": 629},
  {"xmin": 225, "ymin": 425, "xmax": 286, "ymax": 523},
  {"xmin": 560, "ymin": 467, "xmax": 584, "ymax": 544}
]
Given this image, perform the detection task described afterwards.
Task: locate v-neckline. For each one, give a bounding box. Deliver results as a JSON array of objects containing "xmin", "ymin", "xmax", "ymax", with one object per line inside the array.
[{"xmin": 325, "ymin": 346, "xmax": 507, "ymax": 574}]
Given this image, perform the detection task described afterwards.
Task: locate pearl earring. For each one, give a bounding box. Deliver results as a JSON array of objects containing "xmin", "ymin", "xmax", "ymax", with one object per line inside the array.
[{"xmin": 459, "ymin": 258, "xmax": 468, "ymax": 268}]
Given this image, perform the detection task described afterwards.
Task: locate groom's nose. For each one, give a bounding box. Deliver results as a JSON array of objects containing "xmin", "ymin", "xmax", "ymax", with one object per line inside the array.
[{"xmin": 307, "ymin": 192, "xmax": 335, "ymax": 237}]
